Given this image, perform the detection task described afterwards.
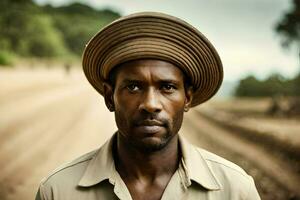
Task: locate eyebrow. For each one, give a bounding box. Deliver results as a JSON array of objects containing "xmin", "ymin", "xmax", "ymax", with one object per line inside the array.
[
  {"xmin": 159, "ymin": 79, "xmax": 181, "ymax": 84},
  {"xmin": 121, "ymin": 78, "xmax": 181, "ymax": 84},
  {"xmin": 120, "ymin": 79, "xmax": 143, "ymax": 84}
]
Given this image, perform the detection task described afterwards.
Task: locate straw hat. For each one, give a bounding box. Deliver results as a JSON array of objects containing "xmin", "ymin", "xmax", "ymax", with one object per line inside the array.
[{"xmin": 82, "ymin": 12, "xmax": 223, "ymax": 107}]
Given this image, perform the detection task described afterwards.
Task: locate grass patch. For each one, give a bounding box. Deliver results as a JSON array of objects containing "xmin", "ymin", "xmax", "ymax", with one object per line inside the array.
[{"xmin": 0, "ymin": 51, "xmax": 15, "ymax": 67}]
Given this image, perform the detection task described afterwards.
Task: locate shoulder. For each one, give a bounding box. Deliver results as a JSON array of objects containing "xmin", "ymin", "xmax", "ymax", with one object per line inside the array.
[
  {"xmin": 194, "ymin": 146, "xmax": 260, "ymax": 199},
  {"xmin": 197, "ymin": 147, "xmax": 250, "ymax": 178},
  {"xmin": 40, "ymin": 149, "xmax": 98, "ymax": 187}
]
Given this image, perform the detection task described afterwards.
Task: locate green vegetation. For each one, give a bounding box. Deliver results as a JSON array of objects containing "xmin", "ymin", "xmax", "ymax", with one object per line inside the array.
[
  {"xmin": 43, "ymin": 3, "xmax": 120, "ymax": 56},
  {"xmin": 0, "ymin": 0, "xmax": 121, "ymax": 66},
  {"xmin": 236, "ymin": 0, "xmax": 300, "ymax": 97},
  {"xmin": 275, "ymin": 0, "xmax": 300, "ymax": 51},
  {"xmin": 235, "ymin": 73, "xmax": 300, "ymax": 97},
  {"xmin": 0, "ymin": 50, "xmax": 16, "ymax": 66}
]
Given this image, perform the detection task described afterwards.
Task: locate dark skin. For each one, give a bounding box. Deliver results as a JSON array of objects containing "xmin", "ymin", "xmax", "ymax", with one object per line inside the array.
[{"xmin": 103, "ymin": 59, "xmax": 193, "ymax": 200}]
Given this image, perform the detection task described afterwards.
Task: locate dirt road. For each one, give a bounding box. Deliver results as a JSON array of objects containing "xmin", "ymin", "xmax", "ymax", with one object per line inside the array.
[{"xmin": 0, "ymin": 67, "xmax": 299, "ymax": 200}]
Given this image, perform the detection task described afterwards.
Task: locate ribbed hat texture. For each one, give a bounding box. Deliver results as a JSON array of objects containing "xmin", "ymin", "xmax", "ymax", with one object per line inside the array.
[{"xmin": 82, "ymin": 12, "xmax": 223, "ymax": 106}]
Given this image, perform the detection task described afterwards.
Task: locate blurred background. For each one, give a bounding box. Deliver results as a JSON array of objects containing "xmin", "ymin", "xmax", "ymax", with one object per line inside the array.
[{"xmin": 0, "ymin": 0, "xmax": 299, "ymax": 199}]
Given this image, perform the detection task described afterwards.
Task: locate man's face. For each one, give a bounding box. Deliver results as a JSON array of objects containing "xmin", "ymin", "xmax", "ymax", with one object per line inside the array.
[{"xmin": 106, "ymin": 59, "xmax": 192, "ymax": 152}]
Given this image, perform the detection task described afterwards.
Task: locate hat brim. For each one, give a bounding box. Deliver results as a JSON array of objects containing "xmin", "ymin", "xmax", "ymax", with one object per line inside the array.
[{"xmin": 82, "ymin": 12, "xmax": 223, "ymax": 107}]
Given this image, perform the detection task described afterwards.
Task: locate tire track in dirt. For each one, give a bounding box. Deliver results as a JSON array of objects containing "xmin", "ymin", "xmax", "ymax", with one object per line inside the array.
[
  {"xmin": 9, "ymin": 95, "xmax": 116, "ymax": 200},
  {"xmin": 0, "ymin": 68, "xmax": 67, "ymax": 102},
  {"xmin": 0, "ymin": 81, "xmax": 71, "ymax": 105},
  {"xmin": 0, "ymin": 84, "xmax": 89, "ymax": 145},
  {"xmin": 0, "ymin": 76, "xmax": 116, "ymax": 200},
  {"xmin": 0, "ymin": 91, "xmax": 94, "ymax": 199},
  {"xmin": 182, "ymin": 110, "xmax": 300, "ymax": 199},
  {"xmin": 0, "ymin": 87, "xmax": 91, "ymax": 173},
  {"xmin": 0, "ymin": 92, "xmax": 90, "ymax": 185}
]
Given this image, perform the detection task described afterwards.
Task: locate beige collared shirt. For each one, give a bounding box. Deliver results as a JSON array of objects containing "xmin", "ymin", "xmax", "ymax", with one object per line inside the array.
[{"xmin": 36, "ymin": 135, "xmax": 260, "ymax": 200}]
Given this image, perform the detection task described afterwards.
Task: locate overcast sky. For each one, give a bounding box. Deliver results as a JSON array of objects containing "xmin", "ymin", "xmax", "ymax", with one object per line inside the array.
[{"xmin": 36, "ymin": 0, "xmax": 299, "ymax": 82}]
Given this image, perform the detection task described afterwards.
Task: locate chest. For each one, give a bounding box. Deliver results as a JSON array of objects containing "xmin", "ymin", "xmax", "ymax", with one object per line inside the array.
[
  {"xmin": 62, "ymin": 175, "xmax": 241, "ymax": 200},
  {"xmin": 74, "ymin": 181, "xmax": 230, "ymax": 200},
  {"xmin": 112, "ymin": 170, "xmax": 185, "ymax": 200},
  {"xmin": 125, "ymin": 179, "xmax": 169, "ymax": 200}
]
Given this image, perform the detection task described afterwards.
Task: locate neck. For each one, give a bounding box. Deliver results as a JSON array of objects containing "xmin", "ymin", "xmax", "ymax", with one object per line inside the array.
[{"xmin": 114, "ymin": 133, "xmax": 180, "ymax": 182}]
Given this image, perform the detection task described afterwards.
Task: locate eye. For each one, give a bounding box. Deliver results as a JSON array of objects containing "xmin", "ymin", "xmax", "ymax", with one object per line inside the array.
[
  {"xmin": 161, "ymin": 83, "xmax": 176, "ymax": 92},
  {"xmin": 127, "ymin": 83, "xmax": 140, "ymax": 92}
]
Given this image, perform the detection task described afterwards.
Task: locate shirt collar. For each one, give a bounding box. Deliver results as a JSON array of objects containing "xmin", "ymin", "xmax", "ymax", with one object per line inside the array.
[
  {"xmin": 78, "ymin": 135, "xmax": 116, "ymax": 187},
  {"xmin": 179, "ymin": 136, "xmax": 221, "ymax": 190},
  {"xmin": 78, "ymin": 134, "xmax": 221, "ymax": 190}
]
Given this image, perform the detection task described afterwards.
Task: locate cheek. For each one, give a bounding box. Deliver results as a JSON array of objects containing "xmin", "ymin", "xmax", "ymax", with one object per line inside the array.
[
  {"xmin": 170, "ymin": 105, "xmax": 185, "ymax": 131},
  {"xmin": 164, "ymin": 90, "xmax": 187, "ymax": 111},
  {"xmin": 114, "ymin": 109, "xmax": 127, "ymax": 131},
  {"xmin": 113, "ymin": 93, "xmax": 138, "ymax": 130},
  {"xmin": 163, "ymin": 96, "xmax": 186, "ymax": 130},
  {"xmin": 114, "ymin": 92, "xmax": 139, "ymax": 116}
]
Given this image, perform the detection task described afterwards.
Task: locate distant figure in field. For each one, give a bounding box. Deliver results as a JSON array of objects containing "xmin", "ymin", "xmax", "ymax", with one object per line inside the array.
[
  {"xmin": 64, "ymin": 63, "xmax": 71, "ymax": 75},
  {"xmin": 35, "ymin": 12, "xmax": 260, "ymax": 200}
]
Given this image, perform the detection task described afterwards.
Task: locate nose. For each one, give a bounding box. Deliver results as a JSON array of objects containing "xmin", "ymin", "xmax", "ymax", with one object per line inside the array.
[{"xmin": 139, "ymin": 88, "xmax": 162, "ymax": 114}]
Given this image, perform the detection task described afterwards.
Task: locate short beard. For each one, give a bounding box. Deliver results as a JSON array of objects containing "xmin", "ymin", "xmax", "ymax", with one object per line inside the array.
[
  {"xmin": 115, "ymin": 107, "xmax": 184, "ymax": 154},
  {"xmin": 117, "ymin": 128, "xmax": 174, "ymax": 154},
  {"xmin": 136, "ymin": 132, "xmax": 173, "ymax": 153}
]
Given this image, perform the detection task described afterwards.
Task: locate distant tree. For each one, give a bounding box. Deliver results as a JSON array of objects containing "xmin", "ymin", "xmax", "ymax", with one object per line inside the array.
[
  {"xmin": 24, "ymin": 15, "xmax": 68, "ymax": 57},
  {"xmin": 291, "ymin": 72, "xmax": 300, "ymax": 95},
  {"xmin": 235, "ymin": 75, "xmax": 262, "ymax": 97},
  {"xmin": 274, "ymin": 0, "xmax": 300, "ymax": 97},
  {"xmin": 262, "ymin": 74, "xmax": 287, "ymax": 96},
  {"xmin": 234, "ymin": 73, "xmax": 293, "ymax": 97},
  {"xmin": 0, "ymin": 0, "xmax": 121, "ymax": 64},
  {"xmin": 275, "ymin": 0, "xmax": 300, "ymax": 51},
  {"xmin": 43, "ymin": 3, "xmax": 121, "ymax": 55},
  {"xmin": 0, "ymin": 0, "xmax": 68, "ymax": 58}
]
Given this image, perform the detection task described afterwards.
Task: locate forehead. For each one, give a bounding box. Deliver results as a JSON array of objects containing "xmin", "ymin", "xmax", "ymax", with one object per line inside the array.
[{"xmin": 113, "ymin": 59, "xmax": 185, "ymax": 81}]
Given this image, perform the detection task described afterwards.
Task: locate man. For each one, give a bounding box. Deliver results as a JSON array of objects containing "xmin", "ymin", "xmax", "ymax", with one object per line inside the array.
[{"xmin": 36, "ymin": 12, "xmax": 260, "ymax": 200}]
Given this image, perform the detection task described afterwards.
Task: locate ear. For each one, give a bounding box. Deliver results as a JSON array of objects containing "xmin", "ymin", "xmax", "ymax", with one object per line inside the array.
[
  {"xmin": 184, "ymin": 86, "xmax": 193, "ymax": 112},
  {"xmin": 103, "ymin": 82, "xmax": 115, "ymax": 112}
]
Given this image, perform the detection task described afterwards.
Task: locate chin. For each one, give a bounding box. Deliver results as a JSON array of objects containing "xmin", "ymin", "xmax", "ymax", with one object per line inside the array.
[{"xmin": 136, "ymin": 135, "xmax": 172, "ymax": 152}]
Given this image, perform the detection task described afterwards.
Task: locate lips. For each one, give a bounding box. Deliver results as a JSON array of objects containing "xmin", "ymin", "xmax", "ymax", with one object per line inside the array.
[
  {"xmin": 134, "ymin": 120, "xmax": 164, "ymax": 134},
  {"xmin": 136, "ymin": 120, "xmax": 164, "ymax": 126}
]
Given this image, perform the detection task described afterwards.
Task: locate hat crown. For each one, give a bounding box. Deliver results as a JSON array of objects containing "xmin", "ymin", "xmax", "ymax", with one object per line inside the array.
[{"xmin": 82, "ymin": 12, "xmax": 223, "ymax": 107}]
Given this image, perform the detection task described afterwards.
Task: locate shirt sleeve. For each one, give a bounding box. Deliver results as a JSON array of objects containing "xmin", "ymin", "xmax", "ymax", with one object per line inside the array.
[
  {"xmin": 245, "ymin": 176, "xmax": 261, "ymax": 200},
  {"xmin": 35, "ymin": 183, "xmax": 50, "ymax": 200},
  {"xmin": 35, "ymin": 187, "xmax": 43, "ymax": 200}
]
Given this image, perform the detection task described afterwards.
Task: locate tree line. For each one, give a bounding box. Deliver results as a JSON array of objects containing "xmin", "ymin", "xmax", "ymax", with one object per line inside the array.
[
  {"xmin": 235, "ymin": 73, "xmax": 300, "ymax": 97},
  {"xmin": 0, "ymin": 0, "xmax": 121, "ymax": 65},
  {"xmin": 235, "ymin": 0, "xmax": 299, "ymax": 97}
]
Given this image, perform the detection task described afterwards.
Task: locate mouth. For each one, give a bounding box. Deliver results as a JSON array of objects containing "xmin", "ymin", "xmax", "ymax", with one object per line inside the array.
[
  {"xmin": 137, "ymin": 120, "xmax": 164, "ymax": 126},
  {"xmin": 136, "ymin": 125, "xmax": 162, "ymax": 134},
  {"xmin": 134, "ymin": 120, "xmax": 165, "ymax": 134}
]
